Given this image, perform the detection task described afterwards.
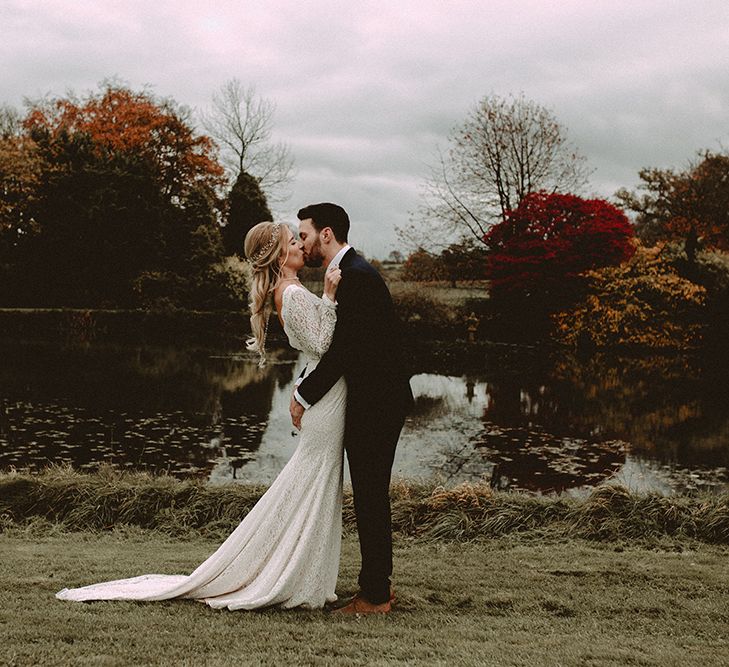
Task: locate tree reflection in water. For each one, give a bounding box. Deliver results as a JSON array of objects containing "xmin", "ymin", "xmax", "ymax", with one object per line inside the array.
[
  {"xmin": 508, "ymin": 352, "xmax": 729, "ymax": 468},
  {"xmin": 1, "ymin": 340, "xmax": 727, "ymax": 494},
  {"xmin": 402, "ymin": 348, "xmax": 728, "ymax": 494},
  {"xmin": 472, "ymin": 350, "xmax": 729, "ymax": 492},
  {"xmin": 0, "ymin": 340, "xmax": 296, "ymax": 477},
  {"xmin": 402, "ymin": 374, "xmax": 624, "ymax": 494}
]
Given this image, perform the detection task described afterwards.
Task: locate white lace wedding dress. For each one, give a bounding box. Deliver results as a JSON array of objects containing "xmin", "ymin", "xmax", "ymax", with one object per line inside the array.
[{"xmin": 56, "ymin": 285, "xmax": 346, "ymax": 610}]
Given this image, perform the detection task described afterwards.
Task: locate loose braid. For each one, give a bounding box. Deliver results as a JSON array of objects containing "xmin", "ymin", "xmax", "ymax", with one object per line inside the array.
[{"xmin": 244, "ymin": 221, "xmax": 290, "ymax": 366}]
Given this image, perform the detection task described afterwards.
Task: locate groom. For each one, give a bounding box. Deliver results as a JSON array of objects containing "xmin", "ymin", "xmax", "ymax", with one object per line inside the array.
[{"xmin": 290, "ymin": 202, "xmax": 413, "ymax": 614}]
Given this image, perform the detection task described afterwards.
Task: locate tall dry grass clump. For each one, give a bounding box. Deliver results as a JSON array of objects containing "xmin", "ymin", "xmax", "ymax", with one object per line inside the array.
[
  {"xmin": 0, "ymin": 465, "xmax": 267, "ymax": 536},
  {"xmin": 1, "ymin": 467, "xmax": 727, "ymax": 543},
  {"xmin": 566, "ymin": 484, "xmax": 729, "ymax": 543}
]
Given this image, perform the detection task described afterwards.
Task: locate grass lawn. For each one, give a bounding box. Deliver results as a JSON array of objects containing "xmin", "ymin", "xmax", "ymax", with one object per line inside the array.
[{"xmin": 1, "ymin": 528, "xmax": 727, "ymax": 666}]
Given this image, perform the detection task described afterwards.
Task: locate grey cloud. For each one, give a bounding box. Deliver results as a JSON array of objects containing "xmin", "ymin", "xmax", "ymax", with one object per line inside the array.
[{"xmin": 1, "ymin": 0, "xmax": 728, "ymax": 255}]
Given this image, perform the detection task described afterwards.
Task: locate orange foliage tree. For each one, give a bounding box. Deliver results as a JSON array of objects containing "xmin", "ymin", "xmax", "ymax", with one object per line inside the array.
[
  {"xmin": 617, "ymin": 150, "xmax": 729, "ymax": 256},
  {"xmin": 401, "ymin": 248, "xmax": 447, "ymax": 282},
  {"xmin": 552, "ymin": 241, "xmax": 707, "ymax": 349},
  {"xmin": 0, "ymin": 133, "xmax": 46, "ymax": 247},
  {"xmin": 0, "ymin": 84, "xmax": 242, "ymax": 309},
  {"xmin": 24, "ymin": 84, "xmax": 225, "ymax": 200}
]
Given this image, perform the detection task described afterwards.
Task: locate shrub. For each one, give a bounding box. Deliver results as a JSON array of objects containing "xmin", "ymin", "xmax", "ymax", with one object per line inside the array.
[
  {"xmin": 552, "ymin": 242, "xmax": 707, "ymax": 349},
  {"xmin": 671, "ymin": 247, "xmax": 729, "ymax": 329},
  {"xmin": 392, "ymin": 290, "xmax": 455, "ymax": 338},
  {"xmin": 440, "ymin": 241, "xmax": 489, "ymax": 286},
  {"xmin": 401, "ymin": 249, "xmax": 447, "ymax": 282}
]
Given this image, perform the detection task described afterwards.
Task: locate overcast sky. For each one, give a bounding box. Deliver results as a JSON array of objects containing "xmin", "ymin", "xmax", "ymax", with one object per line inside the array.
[{"xmin": 2, "ymin": 1, "xmax": 728, "ymax": 257}]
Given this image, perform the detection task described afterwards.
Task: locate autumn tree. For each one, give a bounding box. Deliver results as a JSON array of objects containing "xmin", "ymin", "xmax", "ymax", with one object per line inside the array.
[
  {"xmin": 440, "ymin": 240, "xmax": 489, "ymax": 286},
  {"xmin": 616, "ymin": 150, "xmax": 729, "ymax": 260},
  {"xmin": 484, "ymin": 192, "xmax": 635, "ymax": 306},
  {"xmin": 19, "ymin": 133, "xmax": 172, "ymax": 306},
  {"xmin": 24, "ymin": 83, "xmax": 225, "ymax": 200},
  {"xmin": 0, "ymin": 83, "xmax": 243, "ymax": 310},
  {"xmin": 387, "ymin": 250, "xmax": 404, "ymax": 264},
  {"xmin": 201, "ymin": 79, "xmax": 294, "ymax": 205},
  {"xmin": 1, "ymin": 104, "xmax": 46, "ymax": 299},
  {"xmin": 0, "ymin": 122, "xmax": 45, "ymax": 257},
  {"xmin": 0, "ymin": 104, "xmax": 21, "ymax": 138},
  {"xmin": 401, "ymin": 94, "xmax": 590, "ymax": 252}
]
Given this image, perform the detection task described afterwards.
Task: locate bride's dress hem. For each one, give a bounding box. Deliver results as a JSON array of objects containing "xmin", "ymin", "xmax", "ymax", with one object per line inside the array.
[{"xmin": 54, "ymin": 284, "xmax": 345, "ymax": 612}]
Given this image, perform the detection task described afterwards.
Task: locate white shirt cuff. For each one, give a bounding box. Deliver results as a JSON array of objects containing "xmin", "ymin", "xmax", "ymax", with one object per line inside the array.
[
  {"xmin": 294, "ymin": 388, "xmax": 311, "ymax": 410},
  {"xmin": 322, "ymin": 294, "xmax": 337, "ymax": 307}
]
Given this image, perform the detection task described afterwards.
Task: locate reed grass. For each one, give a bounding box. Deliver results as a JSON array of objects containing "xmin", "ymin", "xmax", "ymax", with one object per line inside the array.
[{"xmin": 1, "ymin": 466, "xmax": 727, "ymax": 543}]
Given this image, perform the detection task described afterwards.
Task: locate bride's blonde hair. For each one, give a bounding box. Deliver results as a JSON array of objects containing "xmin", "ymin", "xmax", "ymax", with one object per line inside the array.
[{"xmin": 244, "ymin": 221, "xmax": 291, "ymax": 366}]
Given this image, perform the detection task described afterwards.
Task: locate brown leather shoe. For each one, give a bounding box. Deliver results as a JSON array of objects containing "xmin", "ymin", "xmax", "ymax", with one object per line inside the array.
[{"xmin": 331, "ymin": 595, "xmax": 392, "ymax": 615}]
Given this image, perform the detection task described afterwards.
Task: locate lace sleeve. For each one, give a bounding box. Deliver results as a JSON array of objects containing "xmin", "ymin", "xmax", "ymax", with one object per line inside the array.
[{"xmin": 283, "ymin": 286, "xmax": 337, "ymax": 357}]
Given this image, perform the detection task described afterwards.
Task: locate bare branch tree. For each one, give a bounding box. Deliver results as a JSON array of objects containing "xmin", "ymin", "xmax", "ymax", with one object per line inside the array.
[
  {"xmin": 200, "ymin": 80, "xmax": 295, "ymax": 205},
  {"xmin": 401, "ymin": 94, "xmax": 591, "ymax": 252},
  {"xmin": 0, "ymin": 104, "xmax": 21, "ymax": 139}
]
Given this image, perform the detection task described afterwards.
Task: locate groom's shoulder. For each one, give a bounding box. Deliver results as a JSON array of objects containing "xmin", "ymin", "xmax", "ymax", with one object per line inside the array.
[
  {"xmin": 343, "ymin": 249, "xmax": 373, "ymax": 270},
  {"xmin": 344, "ymin": 253, "xmax": 394, "ymax": 302},
  {"xmin": 340, "ymin": 249, "xmax": 365, "ymax": 274},
  {"xmin": 346, "ymin": 252, "xmax": 383, "ymax": 281},
  {"xmin": 349, "ymin": 251, "xmax": 371, "ymax": 271}
]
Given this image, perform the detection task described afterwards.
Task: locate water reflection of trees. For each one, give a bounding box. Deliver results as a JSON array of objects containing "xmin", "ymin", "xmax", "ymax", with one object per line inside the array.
[
  {"xmin": 482, "ymin": 351, "xmax": 729, "ymax": 469},
  {"xmin": 418, "ymin": 348, "xmax": 729, "ymax": 493},
  {"xmin": 0, "ymin": 341, "xmax": 295, "ymax": 476},
  {"xmin": 3, "ymin": 339, "xmax": 728, "ymax": 488},
  {"xmin": 471, "ymin": 426, "xmax": 625, "ymax": 494},
  {"xmin": 409, "ymin": 395, "xmax": 446, "ymax": 419}
]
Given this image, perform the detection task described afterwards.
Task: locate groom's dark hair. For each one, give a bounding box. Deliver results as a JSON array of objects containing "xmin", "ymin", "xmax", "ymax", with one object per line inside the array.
[{"xmin": 297, "ymin": 203, "xmax": 350, "ymax": 243}]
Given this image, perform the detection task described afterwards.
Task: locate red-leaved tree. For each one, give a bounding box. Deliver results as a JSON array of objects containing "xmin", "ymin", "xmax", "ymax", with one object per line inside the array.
[{"xmin": 484, "ymin": 192, "xmax": 635, "ymax": 304}]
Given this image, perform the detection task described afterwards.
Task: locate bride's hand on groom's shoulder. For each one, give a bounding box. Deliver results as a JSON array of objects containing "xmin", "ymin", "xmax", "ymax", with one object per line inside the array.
[{"xmin": 324, "ymin": 266, "xmax": 342, "ymax": 302}]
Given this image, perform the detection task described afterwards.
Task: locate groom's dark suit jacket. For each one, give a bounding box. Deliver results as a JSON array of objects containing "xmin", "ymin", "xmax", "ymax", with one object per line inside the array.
[{"xmin": 297, "ymin": 248, "xmax": 413, "ymax": 440}]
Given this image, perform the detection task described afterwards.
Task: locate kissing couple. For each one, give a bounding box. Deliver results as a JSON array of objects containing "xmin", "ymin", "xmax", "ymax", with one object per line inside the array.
[{"xmin": 56, "ymin": 202, "xmax": 414, "ymax": 615}]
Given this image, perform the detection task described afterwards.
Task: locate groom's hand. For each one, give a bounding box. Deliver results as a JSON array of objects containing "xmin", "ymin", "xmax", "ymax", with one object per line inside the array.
[{"xmin": 290, "ymin": 394, "xmax": 305, "ymax": 430}]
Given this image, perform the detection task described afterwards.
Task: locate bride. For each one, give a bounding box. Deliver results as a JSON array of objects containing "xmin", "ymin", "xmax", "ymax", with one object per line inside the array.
[{"xmin": 56, "ymin": 221, "xmax": 346, "ymax": 610}]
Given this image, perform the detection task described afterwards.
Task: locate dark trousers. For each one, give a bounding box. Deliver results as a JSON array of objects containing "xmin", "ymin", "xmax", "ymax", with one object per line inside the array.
[{"xmin": 345, "ymin": 413, "xmax": 405, "ymax": 605}]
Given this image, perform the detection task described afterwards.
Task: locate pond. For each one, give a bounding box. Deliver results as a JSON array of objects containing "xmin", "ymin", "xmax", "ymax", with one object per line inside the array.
[{"xmin": 0, "ymin": 338, "xmax": 727, "ymax": 495}]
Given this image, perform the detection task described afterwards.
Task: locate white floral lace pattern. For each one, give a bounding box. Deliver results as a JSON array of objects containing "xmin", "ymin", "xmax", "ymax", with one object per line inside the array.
[
  {"xmin": 282, "ymin": 284, "xmax": 337, "ymax": 359},
  {"xmin": 56, "ymin": 284, "xmax": 347, "ymax": 610}
]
